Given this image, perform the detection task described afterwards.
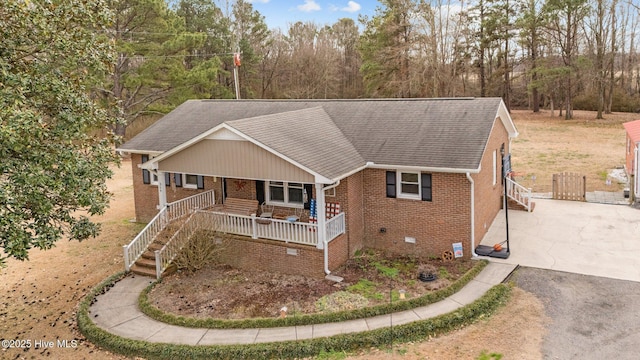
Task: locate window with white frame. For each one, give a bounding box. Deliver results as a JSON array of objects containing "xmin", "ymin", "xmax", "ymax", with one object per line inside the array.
[
  {"xmin": 267, "ymin": 181, "xmax": 304, "ymax": 207},
  {"xmin": 386, "ymin": 171, "xmax": 432, "ymax": 201},
  {"xmin": 398, "ymin": 171, "xmax": 421, "ymax": 200},
  {"xmin": 183, "ymin": 174, "xmax": 199, "ymax": 189},
  {"xmin": 492, "ymin": 150, "xmax": 497, "ymax": 186}
]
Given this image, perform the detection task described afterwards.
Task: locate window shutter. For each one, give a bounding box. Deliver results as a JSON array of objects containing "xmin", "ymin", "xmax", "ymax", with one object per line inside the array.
[
  {"xmin": 304, "ymin": 184, "xmax": 313, "ymax": 210},
  {"xmin": 141, "ymin": 154, "xmax": 150, "ymax": 184},
  {"xmin": 386, "ymin": 171, "xmax": 396, "ymax": 198},
  {"xmin": 197, "ymin": 175, "xmax": 205, "ymax": 189},
  {"xmin": 421, "ymin": 173, "xmax": 432, "ymax": 201},
  {"xmin": 165, "ymin": 172, "xmax": 171, "ymax": 186},
  {"xmin": 255, "ymin": 180, "xmax": 265, "ymax": 204},
  {"xmin": 174, "ymin": 173, "xmax": 182, "ymax": 187}
]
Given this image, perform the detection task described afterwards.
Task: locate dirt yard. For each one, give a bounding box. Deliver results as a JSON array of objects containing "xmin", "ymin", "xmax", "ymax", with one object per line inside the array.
[
  {"xmin": 149, "ymin": 253, "xmax": 473, "ymax": 319},
  {"xmin": 0, "ymin": 108, "xmax": 631, "ymax": 359},
  {"xmin": 510, "ymin": 109, "xmax": 637, "ymax": 193}
]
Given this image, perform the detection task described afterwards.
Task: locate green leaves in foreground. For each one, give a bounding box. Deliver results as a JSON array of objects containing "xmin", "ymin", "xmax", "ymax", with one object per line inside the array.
[{"xmin": 0, "ymin": 0, "xmax": 118, "ymax": 266}]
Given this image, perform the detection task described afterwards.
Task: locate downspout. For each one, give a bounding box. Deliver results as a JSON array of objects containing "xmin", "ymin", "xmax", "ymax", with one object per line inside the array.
[
  {"xmin": 324, "ymin": 240, "xmax": 330, "ymax": 275},
  {"xmin": 466, "ymin": 172, "xmax": 477, "ymax": 256},
  {"xmin": 323, "ymin": 180, "xmax": 340, "ymax": 192}
]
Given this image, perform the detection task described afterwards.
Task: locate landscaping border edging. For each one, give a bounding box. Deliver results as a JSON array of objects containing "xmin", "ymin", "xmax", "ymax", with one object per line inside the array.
[{"xmin": 78, "ymin": 265, "xmax": 510, "ymax": 360}]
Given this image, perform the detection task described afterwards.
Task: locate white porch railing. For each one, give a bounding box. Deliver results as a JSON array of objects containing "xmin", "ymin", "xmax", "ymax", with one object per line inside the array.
[
  {"xmin": 326, "ymin": 212, "xmax": 346, "ymax": 242},
  {"xmin": 506, "ymin": 177, "xmax": 533, "ymax": 212},
  {"xmin": 123, "ymin": 190, "xmax": 215, "ymax": 272},
  {"xmin": 166, "ymin": 189, "xmax": 216, "ymax": 221},
  {"xmin": 199, "ymin": 211, "xmax": 320, "ymax": 246}
]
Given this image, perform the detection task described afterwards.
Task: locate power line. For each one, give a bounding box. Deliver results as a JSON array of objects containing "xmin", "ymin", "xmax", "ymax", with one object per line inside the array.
[{"xmin": 118, "ymin": 52, "xmax": 238, "ymax": 60}]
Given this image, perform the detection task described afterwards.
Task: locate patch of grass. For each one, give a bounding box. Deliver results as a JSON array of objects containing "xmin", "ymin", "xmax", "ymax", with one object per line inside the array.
[
  {"xmin": 348, "ymin": 279, "xmax": 384, "ymax": 300},
  {"xmin": 598, "ymin": 170, "xmax": 608, "ymax": 181},
  {"xmin": 477, "ymin": 350, "xmax": 503, "ymax": 360},
  {"xmin": 373, "ymin": 261, "xmax": 399, "ymax": 278},
  {"xmin": 438, "ymin": 267, "xmax": 451, "ymax": 280},
  {"xmin": 316, "ymin": 350, "xmax": 348, "ymax": 359}
]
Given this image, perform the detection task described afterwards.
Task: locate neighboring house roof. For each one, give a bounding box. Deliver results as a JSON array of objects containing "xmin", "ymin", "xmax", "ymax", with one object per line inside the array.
[
  {"xmin": 623, "ymin": 119, "xmax": 640, "ymax": 143},
  {"xmin": 119, "ymin": 98, "xmax": 517, "ymax": 181}
]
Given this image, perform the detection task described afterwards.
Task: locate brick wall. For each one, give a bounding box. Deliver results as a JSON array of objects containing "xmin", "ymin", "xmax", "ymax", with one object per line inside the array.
[
  {"xmin": 131, "ymin": 153, "xmax": 223, "ymax": 222},
  {"xmin": 362, "ymin": 168, "xmax": 471, "ymax": 259},
  {"xmin": 331, "ymin": 172, "xmax": 365, "ymax": 257},
  {"xmin": 217, "ymin": 235, "xmax": 325, "ymax": 278},
  {"xmin": 471, "ymin": 120, "xmax": 510, "ymax": 249},
  {"xmin": 225, "ymin": 178, "xmax": 257, "ymax": 200}
]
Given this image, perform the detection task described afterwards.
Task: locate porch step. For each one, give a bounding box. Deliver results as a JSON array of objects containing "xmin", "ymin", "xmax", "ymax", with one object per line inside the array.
[
  {"xmin": 130, "ymin": 264, "xmax": 156, "ymax": 278},
  {"xmin": 506, "ymin": 196, "xmax": 535, "ymax": 212},
  {"xmin": 136, "ymin": 257, "xmax": 156, "ymax": 269}
]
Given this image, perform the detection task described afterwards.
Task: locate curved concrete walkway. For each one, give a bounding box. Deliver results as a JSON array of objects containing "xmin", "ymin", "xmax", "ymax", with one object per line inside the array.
[{"xmin": 89, "ymin": 262, "xmax": 516, "ymax": 346}]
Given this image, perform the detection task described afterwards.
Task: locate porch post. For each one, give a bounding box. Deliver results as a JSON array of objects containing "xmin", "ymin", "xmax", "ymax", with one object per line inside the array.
[
  {"xmin": 315, "ymin": 183, "xmax": 326, "ymax": 249},
  {"xmin": 156, "ymin": 170, "xmax": 167, "ymax": 209}
]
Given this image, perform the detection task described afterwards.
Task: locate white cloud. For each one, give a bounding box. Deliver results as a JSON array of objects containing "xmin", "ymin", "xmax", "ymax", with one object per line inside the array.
[
  {"xmin": 297, "ymin": 0, "xmax": 321, "ymax": 12},
  {"xmin": 341, "ymin": 1, "xmax": 361, "ymax": 13},
  {"xmin": 248, "ymin": 0, "xmax": 270, "ymax": 3}
]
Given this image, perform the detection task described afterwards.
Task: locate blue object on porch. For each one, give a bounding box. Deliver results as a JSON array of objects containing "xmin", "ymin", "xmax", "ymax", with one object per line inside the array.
[{"xmin": 309, "ymin": 198, "xmax": 317, "ymax": 220}]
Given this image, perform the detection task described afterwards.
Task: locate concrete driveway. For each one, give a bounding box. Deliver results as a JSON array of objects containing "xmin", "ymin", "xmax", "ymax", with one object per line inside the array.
[{"xmin": 479, "ymin": 198, "xmax": 640, "ymax": 282}]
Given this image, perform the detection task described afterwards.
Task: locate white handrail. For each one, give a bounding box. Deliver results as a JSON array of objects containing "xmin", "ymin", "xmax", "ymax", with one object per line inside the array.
[
  {"xmin": 506, "ymin": 177, "xmax": 533, "ymax": 212},
  {"xmin": 325, "ymin": 212, "xmax": 346, "ymax": 242},
  {"xmin": 166, "ymin": 189, "xmax": 215, "ymax": 221},
  {"xmin": 155, "ymin": 212, "xmax": 202, "ymax": 279},
  {"xmin": 122, "ymin": 190, "xmax": 216, "ymax": 272},
  {"xmin": 122, "ymin": 207, "xmax": 168, "ymax": 271}
]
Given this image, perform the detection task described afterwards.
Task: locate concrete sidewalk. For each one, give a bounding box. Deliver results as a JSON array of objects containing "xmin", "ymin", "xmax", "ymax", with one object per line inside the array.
[{"xmin": 89, "ymin": 262, "xmax": 516, "ymax": 345}]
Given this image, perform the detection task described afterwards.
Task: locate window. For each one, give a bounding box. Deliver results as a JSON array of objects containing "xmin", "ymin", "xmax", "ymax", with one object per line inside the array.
[
  {"xmin": 266, "ymin": 181, "xmax": 304, "ymax": 207},
  {"xmin": 386, "ymin": 171, "xmax": 432, "ymax": 201},
  {"xmin": 492, "ymin": 150, "xmax": 497, "ymax": 186},
  {"xmin": 399, "ymin": 172, "xmax": 420, "ymax": 199},
  {"xmin": 183, "ymin": 174, "xmax": 199, "ymax": 189}
]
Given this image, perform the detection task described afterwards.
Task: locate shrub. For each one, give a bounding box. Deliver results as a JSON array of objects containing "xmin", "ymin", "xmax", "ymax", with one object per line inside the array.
[{"xmin": 173, "ymin": 230, "xmax": 228, "ymax": 272}]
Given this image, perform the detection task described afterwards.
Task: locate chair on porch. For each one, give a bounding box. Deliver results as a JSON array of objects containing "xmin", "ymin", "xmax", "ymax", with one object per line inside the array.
[{"xmin": 260, "ymin": 202, "xmax": 274, "ymax": 218}]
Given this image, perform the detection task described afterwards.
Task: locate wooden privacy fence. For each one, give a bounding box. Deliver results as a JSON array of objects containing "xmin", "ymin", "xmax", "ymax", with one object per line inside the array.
[{"xmin": 552, "ymin": 172, "xmax": 586, "ymax": 201}]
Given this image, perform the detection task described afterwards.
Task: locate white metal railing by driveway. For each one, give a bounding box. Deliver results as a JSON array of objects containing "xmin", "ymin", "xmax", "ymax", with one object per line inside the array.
[
  {"xmin": 326, "ymin": 212, "xmax": 346, "ymax": 242},
  {"xmin": 506, "ymin": 177, "xmax": 533, "ymax": 212},
  {"xmin": 122, "ymin": 190, "xmax": 216, "ymax": 272}
]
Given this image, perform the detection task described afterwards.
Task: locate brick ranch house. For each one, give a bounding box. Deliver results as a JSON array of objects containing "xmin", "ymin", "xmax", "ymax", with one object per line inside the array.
[{"xmin": 117, "ymin": 98, "xmax": 523, "ymax": 278}]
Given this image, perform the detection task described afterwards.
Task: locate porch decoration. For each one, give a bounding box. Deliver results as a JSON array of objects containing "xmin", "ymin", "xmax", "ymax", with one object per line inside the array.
[{"xmin": 308, "ymin": 198, "xmax": 317, "ymax": 232}]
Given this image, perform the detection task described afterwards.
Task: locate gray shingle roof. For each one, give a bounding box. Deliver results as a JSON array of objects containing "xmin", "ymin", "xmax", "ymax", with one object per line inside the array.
[
  {"xmin": 119, "ymin": 98, "xmax": 513, "ymax": 178},
  {"xmin": 227, "ymin": 107, "xmax": 365, "ymax": 181}
]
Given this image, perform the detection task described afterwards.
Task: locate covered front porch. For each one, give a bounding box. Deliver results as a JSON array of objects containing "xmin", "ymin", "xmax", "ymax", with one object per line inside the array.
[{"xmin": 125, "ymin": 121, "xmax": 353, "ymax": 278}]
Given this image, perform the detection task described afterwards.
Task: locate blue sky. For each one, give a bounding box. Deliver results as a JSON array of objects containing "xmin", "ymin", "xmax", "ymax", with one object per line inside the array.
[{"xmin": 247, "ymin": 0, "xmax": 378, "ymax": 31}]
